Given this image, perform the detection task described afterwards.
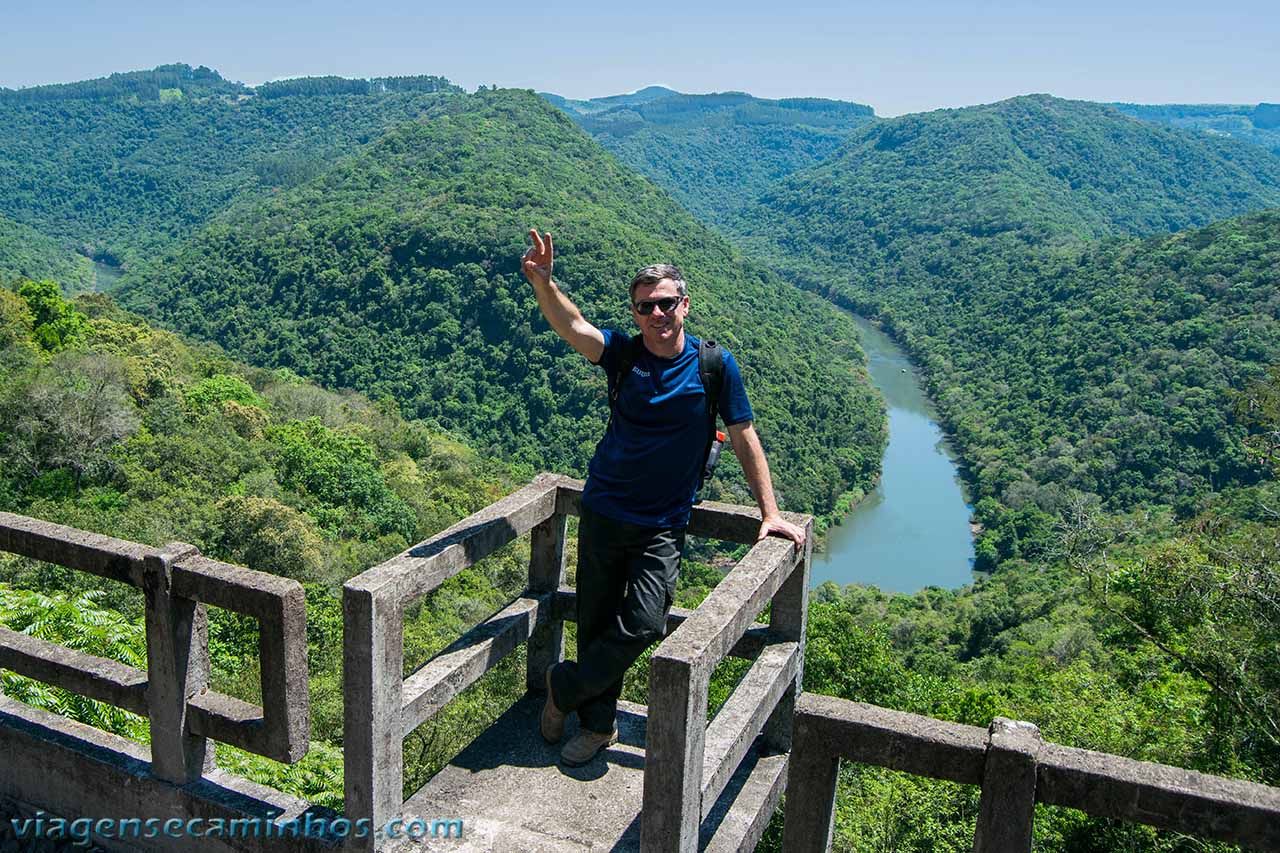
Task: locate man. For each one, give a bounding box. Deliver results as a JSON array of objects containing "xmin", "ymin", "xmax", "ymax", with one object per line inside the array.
[{"xmin": 520, "ymin": 228, "xmax": 805, "ymax": 766}]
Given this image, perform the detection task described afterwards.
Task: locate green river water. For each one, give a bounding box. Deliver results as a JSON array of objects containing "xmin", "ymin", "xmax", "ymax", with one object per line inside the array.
[{"xmin": 811, "ymin": 315, "xmax": 975, "ymax": 592}]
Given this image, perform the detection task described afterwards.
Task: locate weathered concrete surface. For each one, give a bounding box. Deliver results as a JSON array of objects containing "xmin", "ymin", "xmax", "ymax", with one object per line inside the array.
[
  {"xmin": 174, "ymin": 554, "xmax": 310, "ymax": 763},
  {"xmin": 0, "ymin": 695, "xmax": 338, "ymax": 853},
  {"xmin": 342, "ymin": 578, "xmax": 404, "ymax": 849},
  {"xmin": 143, "ymin": 542, "xmax": 212, "ymax": 784},
  {"xmin": 399, "ymin": 696, "xmax": 778, "ymax": 852},
  {"xmin": 782, "ymin": 693, "xmax": 1280, "ymax": 853},
  {"xmin": 780, "ymin": 711, "xmax": 840, "ymax": 853},
  {"xmin": 400, "ymin": 696, "xmax": 649, "ymax": 851},
  {"xmin": 973, "ymin": 718, "xmax": 1041, "ymax": 853},
  {"xmin": 701, "ymin": 749, "xmax": 788, "ymax": 853},
  {"xmin": 554, "ymin": 588, "xmax": 772, "ymax": 660},
  {"xmin": 795, "ymin": 693, "xmax": 988, "ymax": 786},
  {"xmin": 0, "ymin": 512, "xmax": 310, "ymax": 767},
  {"xmin": 0, "ymin": 625, "xmax": 149, "ymax": 715},
  {"xmin": 0, "ymin": 511, "xmax": 152, "ymax": 586},
  {"xmin": 642, "ymin": 654, "xmax": 707, "ymax": 852},
  {"xmin": 701, "ymin": 641, "xmax": 799, "ymax": 807},
  {"xmin": 401, "ymin": 594, "xmax": 553, "ymax": 735},
  {"xmin": 1037, "ymin": 742, "xmax": 1280, "ymax": 850},
  {"xmin": 356, "ymin": 474, "xmax": 563, "ymax": 608},
  {"xmin": 763, "ymin": 524, "xmax": 811, "ymax": 754},
  {"xmin": 654, "ymin": 536, "xmax": 797, "ymax": 669},
  {"xmin": 525, "ymin": 513, "xmax": 567, "ymax": 693}
]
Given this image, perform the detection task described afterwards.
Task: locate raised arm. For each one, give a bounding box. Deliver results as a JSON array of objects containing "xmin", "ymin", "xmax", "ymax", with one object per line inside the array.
[{"xmin": 522, "ymin": 228, "xmax": 605, "ymax": 363}]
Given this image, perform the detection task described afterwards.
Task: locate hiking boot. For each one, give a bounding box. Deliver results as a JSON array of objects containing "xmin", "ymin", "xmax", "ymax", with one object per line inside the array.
[
  {"xmin": 560, "ymin": 726, "xmax": 618, "ymax": 767},
  {"xmin": 541, "ymin": 664, "xmax": 566, "ymax": 743}
]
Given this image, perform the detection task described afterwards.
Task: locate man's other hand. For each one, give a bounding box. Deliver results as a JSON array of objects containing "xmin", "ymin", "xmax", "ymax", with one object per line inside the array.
[
  {"xmin": 522, "ymin": 228, "xmax": 554, "ymax": 288},
  {"xmin": 757, "ymin": 514, "xmax": 806, "ymax": 546}
]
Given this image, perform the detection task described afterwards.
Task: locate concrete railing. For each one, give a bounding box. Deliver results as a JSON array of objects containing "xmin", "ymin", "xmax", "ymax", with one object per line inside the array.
[
  {"xmin": 0, "ymin": 512, "xmax": 321, "ymax": 852},
  {"xmin": 639, "ymin": 493, "xmax": 812, "ymax": 851},
  {"xmin": 342, "ymin": 472, "xmax": 812, "ymax": 852},
  {"xmin": 781, "ymin": 693, "xmax": 1280, "ymax": 852},
  {"xmin": 13, "ymin": 487, "xmax": 1276, "ymax": 853}
]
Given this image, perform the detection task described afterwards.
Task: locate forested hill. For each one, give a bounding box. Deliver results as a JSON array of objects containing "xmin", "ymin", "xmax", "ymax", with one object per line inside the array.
[
  {"xmin": 911, "ymin": 209, "xmax": 1279, "ymax": 531},
  {"xmin": 116, "ymin": 88, "xmax": 885, "ymax": 517},
  {"xmin": 732, "ymin": 95, "xmax": 1280, "ymax": 514},
  {"xmin": 0, "ymin": 214, "xmax": 94, "ymax": 293},
  {"xmin": 733, "ymin": 95, "xmax": 1280, "ymax": 266},
  {"xmin": 0, "ymin": 63, "xmax": 247, "ymax": 101},
  {"xmin": 1110, "ymin": 102, "xmax": 1280, "ymax": 155},
  {"xmin": 0, "ymin": 64, "xmax": 462, "ymax": 267},
  {"xmin": 543, "ymin": 87, "xmax": 876, "ymax": 225}
]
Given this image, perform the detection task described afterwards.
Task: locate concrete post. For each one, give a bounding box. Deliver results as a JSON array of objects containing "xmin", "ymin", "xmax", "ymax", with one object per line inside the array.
[
  {"xmin": 641, "ymin": 655, "xmax": 709, "ymax": 852},
  {"xmin": 142, "ymin": 542, "xmax": 213, "ymax": 784},
  {"xmin": 343, "ymin": 582, "xmax": 404, "ymax": 851},
  {"xmin": 763, "ymin": 530, "xmax": 811, "ymax": 752},
  {"xmin": 781, "ymin": 711, "xmax": 840, "ymax": 853},
  {"xmin": 973, "ymin": 718, "xmax": 1042, "ymax": 853},
  {"xmin": 526, "ymin": 512, "xmax": 567, "ymax": 692}
]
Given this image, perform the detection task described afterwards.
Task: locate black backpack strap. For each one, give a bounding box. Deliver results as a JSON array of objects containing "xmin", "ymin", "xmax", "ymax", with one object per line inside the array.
[
  {"xmin": 608, "ymin": 334, "xmax": 645, "ymax": 415},
  {"xmin": 697, "ymin": 339, "xmax": 725, "ymax": 493},
  {"xmin": 697, "ymin": 338, "xmax": 724, "ymax": 430}
]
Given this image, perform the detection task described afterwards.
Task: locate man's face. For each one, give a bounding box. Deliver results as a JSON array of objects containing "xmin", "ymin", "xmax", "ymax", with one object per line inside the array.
[{"xmin": 631, "ymin": 278, "xmax": 689, "ymax": 351}]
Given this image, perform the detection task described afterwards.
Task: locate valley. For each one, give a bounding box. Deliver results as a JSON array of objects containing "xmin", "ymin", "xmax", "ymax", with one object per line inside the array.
[{"xmin": 2, "ymin": 65, "xmax": 1279, "ymax": 851}]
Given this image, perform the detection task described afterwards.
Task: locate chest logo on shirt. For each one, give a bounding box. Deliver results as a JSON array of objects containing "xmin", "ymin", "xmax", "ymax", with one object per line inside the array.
[{"xmin": 631, "ymin": 366, "xmax": 650, "ymax": 378}]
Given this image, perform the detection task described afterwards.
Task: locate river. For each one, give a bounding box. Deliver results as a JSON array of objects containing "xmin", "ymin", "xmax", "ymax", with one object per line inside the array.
[{"xmin": 810, "ymin": 315, "xmax": 975, "ymax": 593}]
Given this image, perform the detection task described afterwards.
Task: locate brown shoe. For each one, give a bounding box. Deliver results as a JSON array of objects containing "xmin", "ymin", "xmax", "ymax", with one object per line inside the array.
[
  {"xmin": 559, "ymin": 726, "xmax": 618, "ymax": 767},
  {"xmin": 541, "ymin": 664, "xmax": 566, "ymax": 743}
]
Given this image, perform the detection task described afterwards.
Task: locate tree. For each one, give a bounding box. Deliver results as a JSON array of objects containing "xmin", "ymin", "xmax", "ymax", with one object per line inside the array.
[
  {"xmin": 17, "ymin": 278, "xmax": 88, "ymax": 352},
  {"xmin": 208, "ymin": 495, "xmax": 325, "ymax": 580},
  {"xmin": 1237, "ymin": 365, "xmax": 1280, "ymax": 473},
  {"xmin": 6, "ymin": 350, "xmax": 139, "ymax": 485},
  {"xmin": 0, "ymin": 287, "xmax": 34, "ymax": 351}
]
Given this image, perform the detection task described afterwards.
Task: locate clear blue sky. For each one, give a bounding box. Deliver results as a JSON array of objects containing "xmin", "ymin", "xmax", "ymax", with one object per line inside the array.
[{"xmin": 2, "ymin": 0, "xmax": 1275, "ymax": 116}]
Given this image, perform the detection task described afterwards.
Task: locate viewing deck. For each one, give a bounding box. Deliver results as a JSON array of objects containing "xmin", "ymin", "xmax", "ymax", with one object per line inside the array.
[
  {"xmin": 399, "ymin": 697, "xmax": 786, "ymax": 851},
  {"xmin": 1, "ymin": 474, "xmax": 1279, "ymax": 852}
]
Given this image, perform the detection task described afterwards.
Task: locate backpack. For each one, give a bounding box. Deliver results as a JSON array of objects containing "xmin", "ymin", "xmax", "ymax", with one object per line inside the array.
[{"xmin": 608, "ymin": 335, "xmax": 726, "ymax": 500}]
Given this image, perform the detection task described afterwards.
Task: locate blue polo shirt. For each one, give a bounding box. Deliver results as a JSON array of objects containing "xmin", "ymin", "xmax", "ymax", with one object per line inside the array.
[{"xmin": 581, "ymin": 330, "xmax": 753, "ymax": 529}]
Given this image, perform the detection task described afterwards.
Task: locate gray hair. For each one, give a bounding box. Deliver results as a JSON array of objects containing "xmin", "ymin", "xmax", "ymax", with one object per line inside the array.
[{"xmin": 628, "ymin": 264, "xmax": 688, "ymax": 300}]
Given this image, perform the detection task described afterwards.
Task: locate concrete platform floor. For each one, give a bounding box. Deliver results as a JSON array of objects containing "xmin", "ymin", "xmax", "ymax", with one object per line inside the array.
[
  {"xmin": 401, "ymin": 695, "xmax": 647, "ymax": 851},
  {"xmin": 398, "ymin": 695, "xmax": 781, "ymax": 852}
]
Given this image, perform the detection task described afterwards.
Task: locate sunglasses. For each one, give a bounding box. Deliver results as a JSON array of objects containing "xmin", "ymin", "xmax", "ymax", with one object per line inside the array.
[{"xmin": 632, "ymin": 296, "xmax": 683, "ymax": 315}]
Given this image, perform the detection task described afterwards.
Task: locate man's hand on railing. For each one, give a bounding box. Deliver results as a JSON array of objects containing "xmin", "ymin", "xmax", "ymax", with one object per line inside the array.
[{"xmin": 757, "ymin": 513, "xmax": 806, "ymax": 546}]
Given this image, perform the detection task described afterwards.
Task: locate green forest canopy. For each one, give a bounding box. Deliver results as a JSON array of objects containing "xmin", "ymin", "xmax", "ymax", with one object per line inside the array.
[
  {"xmin": 116, "ymin": 87, "xmax": 886, "ymax": 518},
  {"xmin": 731, "ymin": 95, "xmax": 1280, "ymax": 520},
  {"xmin": 1111, "ymin": 101, "xmax": 1280, "ymax": 155},
  {"xmin": 544, "ymin": 87, "xmax": 877, "ymax": 225},
  {"xmin": 0, "ymin": 65, "xmax": 463, "ymax": 265}
]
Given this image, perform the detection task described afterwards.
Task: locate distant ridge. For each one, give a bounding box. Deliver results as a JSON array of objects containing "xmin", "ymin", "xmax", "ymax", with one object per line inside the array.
[
  {"xmin": 543, "ymin": 86, "xmax": 876, "ymax": 224},
  {"xmin": 1108, "ymin": 101, "xmax": 1280, "ymax": 154},
  {"xmin": 0, "ymin": 63, "xmax": 459, "ymax": 103},
  {"xmin": 540, "ymin": 85, "xmax": 679, "ymax": 115},
  {"xmin": 0, "ymin": 63, "xmax": 246, "ymax": 101},
  {"xmin": 0, "ymin": 66, "xmax": 465, "ymax": 264},
  {"xmin": 734, "ymin": 93, "xmax": 1280, "ymax": 265}
]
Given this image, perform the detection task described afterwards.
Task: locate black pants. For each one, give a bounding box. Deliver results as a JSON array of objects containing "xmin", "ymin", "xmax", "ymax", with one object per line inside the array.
[{"xmin": 549, "ymin": 505, "xmax": 686, "ymax": 734}]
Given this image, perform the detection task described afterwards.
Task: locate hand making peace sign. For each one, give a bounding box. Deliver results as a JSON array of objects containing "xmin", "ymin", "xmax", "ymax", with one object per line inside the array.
[{"xmin": 522, "ymin": 228, "xmax": 554, "ymax": 288}]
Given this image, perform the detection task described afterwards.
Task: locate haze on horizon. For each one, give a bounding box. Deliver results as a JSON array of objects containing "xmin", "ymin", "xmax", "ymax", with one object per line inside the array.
[{"xmin": 1, "ymin": 0, "xmax": 1276, "ymax": 116}]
